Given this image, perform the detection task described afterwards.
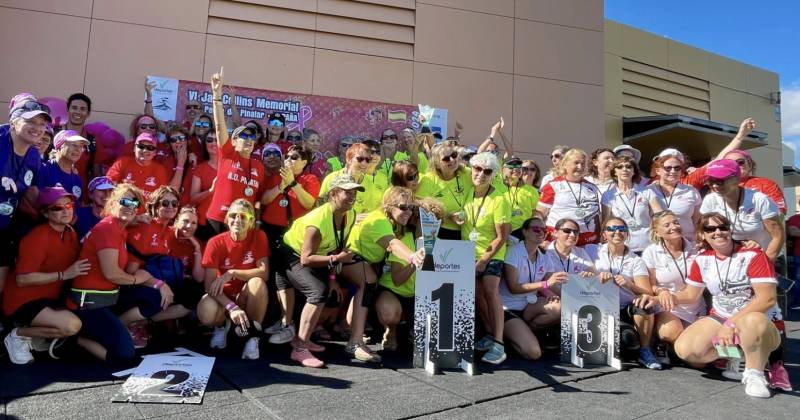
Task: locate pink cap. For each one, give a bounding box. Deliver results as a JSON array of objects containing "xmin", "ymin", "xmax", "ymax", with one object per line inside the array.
[
  {"xmin": 135, "ymin": 132, "xmax": 157, "ymax": 145},
  {"xmin": 9, "ymin": 92, "xmax": 37, "ymax": 110},
  {"xmin": 704, "ymin": 159, "xmax": 741, "ymax": 181},
  {"xmin": 36, "ymin": 186, "xmax": 75, "ymax": 210},
  {"xmin": 53, "ymin": 129, "xmax": 89, "ymax": 150}
]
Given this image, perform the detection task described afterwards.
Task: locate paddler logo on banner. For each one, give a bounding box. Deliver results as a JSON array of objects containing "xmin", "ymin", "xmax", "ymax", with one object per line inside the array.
[{"xmin": 419, "ymin": 207, "xmax": 441, "ymax": 271}]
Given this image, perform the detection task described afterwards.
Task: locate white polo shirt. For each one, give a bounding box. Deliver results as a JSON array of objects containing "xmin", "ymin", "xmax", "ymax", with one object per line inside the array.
[
  {"xmin": 501, "ymin": 242, "xmax": 553, "ymax": 310},
  {"xmin": 586, "ymin": 243, "xmax": 648, "ymax": 308},
  {"xmin": 641, "ymin": 240, "xmax": 705, "ymax": 322},
  {"xmin": 602, "ymin": 185, "xmax": 654, "ymax": 252},
  {"xmin": 647, "ymin": 183, "xmax": 701, "ymax": 242},
  {"xmin": 700, "ymin": 188, "xmax": 778, "ymax": 251},
  {"xmin": 539, "ymin": 177, "xmax": 601, "ymax": 235}
]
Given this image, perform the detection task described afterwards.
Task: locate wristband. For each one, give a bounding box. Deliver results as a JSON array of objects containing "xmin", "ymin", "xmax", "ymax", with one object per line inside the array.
[
  {"xmin": 542, "ymin": 280, "xmax": 550, "ymax": 291},
  {"xmin": 144, "ymin": 99, "xmax": 152, "ymax": 103},
  {"xmin": 213, "ymin": 98, "xmax": 222, "ymax": 102},
  {"xmin": 225, "ymin": 302, "xmax": 238, "ymax": 312},
  {"xmin": 153, "ymin": 279, "xmax": 164, "ymax": 289},
  {"xmin": 328, "ymin": 273, "xmax": 336, "ymax": 282},
  {"xmin": 723, "ymin": 319, "xmax": 735, "ymax": 329},
  {"xmin": 57, "ymin": 271, "xmax": 63, "ymax": 281},
  {"xmin": 174, "ymin": 166, "xmax": 184, "ymax": 171},
  {"xmin": 287, "ymin": 180, "xmax": 298, "ymax": 189}
]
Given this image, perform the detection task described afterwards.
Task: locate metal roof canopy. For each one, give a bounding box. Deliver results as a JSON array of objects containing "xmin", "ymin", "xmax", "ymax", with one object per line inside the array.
[
  {"xmin": 623, "ymin": 114, "xmax": 768, "ymax": 166},
  {"xmin": 784, "ymin": 165, "xmax": 800, "ymax": 188}
]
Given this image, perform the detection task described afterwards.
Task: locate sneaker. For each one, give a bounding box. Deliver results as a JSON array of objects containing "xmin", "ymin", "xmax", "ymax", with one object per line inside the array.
[
  {"xmin": 268, "ymin": 324, "xmax": 296, "ymax": 345},
  {"xmin": 210, "ymin": 320, "xmax": 230, "ymax": 350},
  {"xmin": 382, "ymin": 328, "xmax": 398, "ymax": 352},
  {"xmin": 128, "ymin": 324, "xmax": 148, "ymax": 349},
  {"xmin": 481, "ymin": 341, "xmax": 507, "ymax": 365},
  {"xmin": 291, "ymin": 346, "xmax": 324, "ymax": 368},
  {"xmin": 743, "ymin": 371, "xmax": 771, "ymax": 398},
  {"xmin": 768, "ymin": 361, "xmax": 793, "ymax": 392},
  {"xmin": 638, "ymin": 347, "xmax": 662, "ymax": 370},
  {"xmin": 241, "ymin": 337, "xmax": 260, "ymax": 360},
  {"xmin": 474, "ymin": 335, "xmax": 495, "ymax": 352},
  {"xmin": 264, "ymin": 320, "xmax": 283, "ymax": 334},
  {"xmin": 722, "ymin": 358, "xmax": 745, "ymax": 381},
  {"xmin": 655, "ymin": 342, "xmax": 671, "ymax": 366},
  {"xmin": 30, "ymin": 336, "xmax": 50, "ymax": 352},
  {"xmin": 346, "ymin": 342, "xmax": 382, "ymax": 363},
  {"xmin": 4, "ymin": 328, "xmax": 34, "ymax": 364}
]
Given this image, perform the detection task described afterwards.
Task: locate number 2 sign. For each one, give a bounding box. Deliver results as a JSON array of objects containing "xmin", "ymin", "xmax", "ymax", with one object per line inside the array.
[
  {"xmin": 413, "ymin": 239, "xmax": 475, "ymax": 375},
  {"xmin": 113, "ymin": 354, "xmax": 215, "ymax": 404}
]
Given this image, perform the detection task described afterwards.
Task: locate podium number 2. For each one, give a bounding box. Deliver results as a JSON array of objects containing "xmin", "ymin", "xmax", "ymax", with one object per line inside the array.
[
  {"xmin": 140, "ymin": 370, "xmax": 190, "ymax": 396},
  {"xmin": 577, "ymin": 305, "xmax": 602, "ymax": 353},
  {"xmin": 431, "ymin": 283, "xmax": 454, "ymax": 350}
]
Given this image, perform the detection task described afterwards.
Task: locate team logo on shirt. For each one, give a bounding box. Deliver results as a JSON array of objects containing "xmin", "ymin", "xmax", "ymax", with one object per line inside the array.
[
  {"xmin": 72, "ymin": 186, "xmax": 81, "ymax": 197},
  {"xmin": 232, "ymin": 161, "xmax": 242, "ymax": 171},
  {"xmin": 223, "ymin": 257, "xmax": 232, "ymax": 269},
  {"xmin": 250, "ymin": 168, "xmax": 259, "ymax": 177},
  {"xmin": 150, "ymin": 233, "xmax": 160, "ymax": 247},
  {"xmin": 242, "ymin": 251, "xmax": 255, "ymax": 265},
  {"xmin": 125, "ymin": 173, "xmax": 134, "ymax": 182},
  {"xmin": 145, "ymin": 177, "xmax": 157, "ymax": 187},
  {"xmin": 23, "ymin": 170, "xmax": 33, "ymax": 186}
]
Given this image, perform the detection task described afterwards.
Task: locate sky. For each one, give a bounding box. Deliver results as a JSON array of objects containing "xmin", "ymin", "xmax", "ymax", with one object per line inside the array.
[{"xmin": 605, "ymin": 0, "xmax": 800, "ymax": 159}]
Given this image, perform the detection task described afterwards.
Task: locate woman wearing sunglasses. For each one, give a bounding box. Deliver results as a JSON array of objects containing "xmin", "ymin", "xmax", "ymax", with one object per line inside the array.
[
  {"xmin": 500, "ymin": 156, "xmax": 540, "ymax": 241},
  {"xmin": 647, "ymin": 149, "xmax": 702, "ymax": 242},
  {"xmin": 588, "ymin": 217, "xmax": 660, "ymax": 369},
  {"xmin": 537, "ymin": 148, "xmax": 602, "ymax": 245},
  {"xmin": 198, "ymin": 199, "xmax": 269, "ymax": 360},
  {"xmin": 107, "ymin": 132, "xmax": 181, "ymax": 200},
  {"xmin": 460, "ymin": 152, "xmax": 512, "ymax": 364},
  {"xmin": 500, "ymin": 217, "xmax": 565, "ymax": 361},
  {"xmin": 601, "ymin": 156, "xmax": 653, "ymax": 254},
  {"xmin": 265, "ymin": 112, "xmax": 292, "ymax": 154},
  {"xmin": 190, "ymin": 130, "xmax": 219, "ymax": 241},
  {"xmin": 38, "ymin": 130, "xmax": 89, "ymax": 202},
  {"xmin": 640, "ymin": 210, "xmax": 704, "ymax": 365},
  {"xmin": 206, "ymin": 68, "xmax": 266, "ymax": 234},
  {"xmin": 638, "ymin": 213, "xmax": 783, "ymax": 398},
  {"xmin": 158, "ymin": 123, "xmax": 195, "ymax": 205},
  {"xmin": 415, "ymin": 141, "xmax": 473, "ymax": 240},
  {"xmin": 538, "ymin": 145, "xmax": 569, "ymax": 188},
  {"xmin": 3, "ymin": 188, "xmax": 88, "ymax": 364},
  {"xmin": 520, "ymin": 159, "xmax": 541, "ymax": 189},
  {"xmin": 189, "ymin": 113, "xmax": 214, "ymax": 143},
  {"xmin": 319, "ymin": 143, "xmax": 382, "ymax": 217},
  {"xmin": 119, "ymin": 186, "xmax": 190, "ymax": 348},
  {"xmin": 699, "ymin": 159, "xmax": 784, "ymax": 262},
  {"xmin": 68, "ymin": 184, "xmax": 160, "ymax": 364}
]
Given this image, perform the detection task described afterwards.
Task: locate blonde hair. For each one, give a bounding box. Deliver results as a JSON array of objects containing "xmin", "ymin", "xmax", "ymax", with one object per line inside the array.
[
  {"xmin": 225, "ymin": 198, "xmax": 257, "ymax": 232},
  {"xmin": 102, "ymin": 184, "xmax": 145, "ymax": 217},
  {"xmin": 381, "ymin": 186, "xmax": 414, "ymax": 215},
  {"xmin": 554, "ymin": 148, "xmax": 589, "ymax": 178},
  {"xmin": 649, "ymin": 210, "xmax": 678, "ymax": 243}
]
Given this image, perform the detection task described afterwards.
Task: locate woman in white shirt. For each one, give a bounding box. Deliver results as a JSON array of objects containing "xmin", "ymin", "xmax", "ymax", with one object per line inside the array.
[
  {"xmin": 647, "ymin": 150, "xmax": 702, "ymax": 242},
  {"xmin": 585, "ymin": 148, "xmax": 615, "ymax": 197},
  {"xmin": 602, "ymin": 155, "xmax": 654, "ymax": 254}
]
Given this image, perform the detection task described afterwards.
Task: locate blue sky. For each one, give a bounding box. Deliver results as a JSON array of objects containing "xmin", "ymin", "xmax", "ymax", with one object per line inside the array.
[{"xmin": 605, "ymin": 0, "xmax": 800, "ymax": 156}]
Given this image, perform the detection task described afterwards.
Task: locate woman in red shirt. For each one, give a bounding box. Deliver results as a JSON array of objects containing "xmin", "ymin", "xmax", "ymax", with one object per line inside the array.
[
  {"xmin": 190, "ymin": 130, "xmax": 219, "ymax": 241},
  {"xmin": 3, "ymin": 187, "xmax": 89, "ymax": 364},
  {"xmin": 69, "ymin": 184, "xmax": 172, "ymax": 364},
  {"xmin": 198, "ymin": 199, "xmax": 269, "ymax": 360},
  {"xmin": 106, "ymin": 132, "xmax": 183, "ymax": 199},
  {"xmin": 206, "ymin": 69, "xmax": 266, "ymax": 234}
]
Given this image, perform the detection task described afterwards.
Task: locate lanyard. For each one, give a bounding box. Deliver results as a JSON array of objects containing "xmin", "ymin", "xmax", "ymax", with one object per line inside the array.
[
  {"xmin": 507, "ymin": 183, "xmax": 522, "ymax": 209},
  {"xmin": 657, "ymin": 184, "xmax": 676, "ymax": 209},
  {"xmin": 722, "ymin": 189, "xmax": 744, "ymax": 233},
  {"xmin": 332, "ymin": 211, "xmax": 350, "ymax": 253},
  {"xmin": 663, "ymin": 241, "xmax": 687, "ymax": 282},
  {"xmin": 616, "ymin": 189, "xmax": 637, "ymax": 220},
  {"xmin": 526, "ymin": 247, "xmax": 540, "ymax": 283},
  {"xmin": 566, "ymin": 180, "xmax": 583, "ymax": 207},
  {"xmin": 468, "ymin": 189, "xmax": 490, "ymax": 228},
  {"xmin": 713, "ymin": 251, "xmax": 736, "ymax": 292},
  {"xmin": 445, "ymin": 173, "xmax": 465, "ymax": 208},
  {"xmin": 608, "ymin": 248, "xmax": 626, "ymax": 276},
  {"xmin": 556, "ymin": 249, "xmax": 571, "ymax": 273}
]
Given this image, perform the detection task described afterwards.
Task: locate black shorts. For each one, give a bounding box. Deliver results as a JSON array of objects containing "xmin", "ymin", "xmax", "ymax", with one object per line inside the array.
[
  {"xmin": 503, "ymin": 308, "xmax": 524, "ymax": 323},
  {"xmin": 0, "ymin": 228, "xmax": 19, "ymax": 267},
  {"xmin": 377, "ymin": 286, "xmax": 415, "ymax": 319},
  {"xmin": 9, "ymin": 299, "xmax": 57, "ymax": 326},
  {"xmin": 477, "ymin": 259, "xmax": 504, "ymax": 278},
  {"xmin": 277, "ymin": 251, "xmax": 329, "ymax": 304}
]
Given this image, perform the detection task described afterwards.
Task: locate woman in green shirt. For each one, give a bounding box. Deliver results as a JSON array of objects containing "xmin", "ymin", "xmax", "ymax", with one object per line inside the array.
[
  {"xmin": 319, "ymin": 143, "xmax": 383, "ymax": 217},
  {"xmin": 502, "ymin": 156, "xmax": 540, "ymax": 240},
  {"xmin": 416, "ymin": 141, "xmax": 472, "ymax": 240}
]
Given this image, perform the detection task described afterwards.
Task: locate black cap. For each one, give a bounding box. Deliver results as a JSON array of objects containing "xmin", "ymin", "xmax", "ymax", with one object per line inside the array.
[
  {"xmin": 267, "ymin": 112, "xmax": 285, "ymax": 123},
  {"xmin": 504, "ymin": 156, "xmax": 523, "ymax": 166}
]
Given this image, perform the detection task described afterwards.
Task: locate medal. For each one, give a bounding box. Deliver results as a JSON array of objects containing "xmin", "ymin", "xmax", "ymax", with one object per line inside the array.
[
  {"xmin": 469, "ymin": 229, "xmax": 479, "ymax": 242},
  {"xmin": 244, "ymin": 187, "xmax": 254, "ymax": 197},
  {"xmin": 575, "ymin": 209, "xmax": 585, "ymax": 218},
  {"xmin": 279, "ymin": 198, "xmax": 289, "ymax": 207},
  {"xmin": 0, "ymin": 202, "xmax": 12, "ymax": 216},
  {"xmin": 512, "ymin": 209, "xmax": 522, "ymax": 217}
]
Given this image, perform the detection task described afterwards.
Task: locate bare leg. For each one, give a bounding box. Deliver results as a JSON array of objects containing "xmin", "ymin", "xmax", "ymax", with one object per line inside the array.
[
  {"xmin": 674, "ymin": 317, "xmax": 722, "ymax": 367},
  {"xmin": 736, "ymin": 312, "xmax": 781, "ymax": 370},
  {"xmin": 297, "ymin": 303, "xmax": 324, "ymax": 342},
  {"xmin": 634, "ymin": 312, "xmax": 654, "ymax": 348},
  {"xmin": 482, "ymin": 275, "xmax": 504, "ymax": 342},
  {"xmin": 197, "ymin": 294, "xmax": 226, "ymax": 327},
  {"xmin": 524, "ymin": 298, "xmax": 561, "ymax": 331},
  {"xmin": 504, "ymin": 318, "xmax": 542, "ymax": 360},
  {"xmin": 237, "ymin": 278, "xmax": 268, "ymax": 325},
  {"xmin": 151, "ymin": 305, "xmax": 191, "ymax": 322},
  {"xmin": 655, "ymin": 312, "xmax": 685, "ymax": 343},
  {"xmin": 17, "ymin": 308, "xmax": 82, "ymax": 338}
]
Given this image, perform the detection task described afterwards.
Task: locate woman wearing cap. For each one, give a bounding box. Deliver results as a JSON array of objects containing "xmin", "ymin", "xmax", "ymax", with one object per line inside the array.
[
  {"xmin": 638, "ymin": 213, "xmax": 783, "ymax": 398},
  {"xmin": 2, "ymin": 187, "xmax": 89, "ymax": 364},
  {"xmin": 647, "ymin": 151, "xmax": 702, "ymax": 243},
  {"xmin": 415, "ymin": 141, "xmax": 473, "ymax": 240},
  {"xmin": 319, "ymin": 143, "xmax": 382, "ymax": 216},
  {"xmin": 0, "ymin": 97, "xmax": 51, "ymax": 293},
  {"xmin": 38, "ymin": 130, "xmax": 88, "ymax": 201},
  {"xmin": 301, "ymin": 128, "xmax": 330, "ymax": 179},
  {"xmin": 69, "ymin": 184, "xmax": 162, "ymax": 364},
  {"xmin": 119, "ymin": 186, "xmax": 192, "ymax": 348},
  {"xmin": 537, "ymin": 148, "xmax": 602, "ymax": 246},
  {"xmin": 601, "ymin": 156, "xmax": 653, "ymax": 254},
  {"xmin": 501, "ymin": 156, "xmax": 540, "ymax": 240},
  {"xmin": 266, "ymin": 113, "xmax": 292, "ymax": 154},
  {"xmin": 699, "ymin": 159, "xmax": 784, "ymax": 262},
  {"xmin": 501, "ymin": 217, "xmax": 565, "ymax": 360},
  {"xmin": 198, "ymin": 199, "xmax": 269, "ymax": 360},
  {"xmin": 585, "ymin": 148, "xmax": 615, "ymax": 196},
  {"xmin": 539, "ymin": 145, "xmax": 569, "ymax": 188},
  {"xmin": 75, "ymin": 176, "xmax": 114, "ymax": 239},
  {"xmin": 640, "ymin": 210, "xmax": 704, "ymax": 365},
  {"xmin": 276, "ymin": 175, "xmax": 364, "ymax": 368},
  {"xmin": 190, "ymin": 129, "xmax": 219, "ymax": 241},
  {"xmin": 347, "ymin": 187, "xmax": 426, "ymax": 359},
  {"xmin": 106, "ymin": 131, "xmax": 181, "ymax": 200},
  {"xmin": 587, "ymin": 217, "xmax": 660, "ymax": 369},
  {"xmin": 460, "ymin": 152, "xmax": 512, "ymax": 364},
  {"xmin": 260, "ymin": 144, "xmax": 320, "ymax": 344},
  {"xmin": 206, "ymin": 69, "xmax": 266, "ymax": 234}
]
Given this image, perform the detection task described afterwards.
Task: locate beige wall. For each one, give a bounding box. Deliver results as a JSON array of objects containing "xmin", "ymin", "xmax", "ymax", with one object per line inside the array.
[
  {"xmin": 0, "ymin": 0, "xmax": 604, "ymax": 172},
  {"xmin": 604, "ymin": 20, "xmax": 784, "ymax": 186}
]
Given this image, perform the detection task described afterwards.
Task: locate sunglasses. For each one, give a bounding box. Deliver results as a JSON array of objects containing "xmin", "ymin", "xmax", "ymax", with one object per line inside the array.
[
  {"xmin": 605, "ymin": 225, "xmax": 628, "ymax": 233},
  {"xmin": 528, "ymin": 226, "xmax": 545, "ymax": 234},
  {"xmin": 381, "ymin": 134, "xmax": 398, "ymax": 140},
  {"xmin": 287, "ymin": 135, "xmax": 302, "ymax": 142},
  {"xmin": 702, "ymin": 224, "xmax": 731, "ymax": 233},
  {"xmin": 355, "ymin": 156, "xmax": 371, "ymax": 163},
  {"xmin": 560, "ymin": 227, "xmax": 579, "ymax": 236},
  {"xmin": 194, "ymin": 121, "xmax": 211, "ymax": 128},
  {"xmin": 551, "ymin": 153, "xmax": 562, "ymax": 159},
  {"xmin": 227, "ymin": 212, "xmax": 253, "ymax": 221},
  {"xmin": 139, "ymin": 123, "xmax": 157, "ymax": 130},
  {"xmin": 119, "ymin": 197, "xmax": 141, "ymax": 209},
  {"xmin": 615, "ymin": 164, "xmax": 634, "ymax": 170},
  {"xmin": 472, "ymin": 166, "xmax": 494, "ymax": 176},
  {"xmin": 504, "ymin": 164, "xmax": 522, "ymax": 170},
  {"xmin": 441, "ymin": 152, "xmax": 459, "ymax": 163},
  {"xmin": 370, "ymin": 148, "xmax": 381, "ymax": 155},
  {"xmin": 662, "ymin": 165, "xmax": 682, "ymax": 173},
  {"xmin": 340, "ymin": 143, "xmax": 352, "ymax": 149},
  {"xmin": 160, "ymin": 199, "xmax": 179, "ymax": 208},
  {"xmin": 205, "ymin": 136, "xmax": 217, "ymax": 143},
  {"xmin": 17, "ymin": 101, "xmax": 50, "ymax": 113},
  {"xmin": 734, "ymin": 158, "xmax": 747, "ymax": 166},
  {"xmin": 521, "ymin": 167, "xmax": 536, "ymax": 173},
  {"xmin": 394, "ymin": 204, "xmax": 415, "ymax": 212},
  {"xmin": 169, "ymin": 134, "xmax": 187, "ymax": 143},
  {"xmin": 48, "ymin": 202, "xmax": 75, "ymax": 212},
  {"xmin": 405, "ymin": 172, "xmax": 418, "ymax": 182},
  {"xmin": 237, "ymin": 133, "xmax": 257, "ymax": 141},
  {"xmin": 287, "ymin": 154, "xmax": 302, "ymax": 161},
  {"xmin": 264, "ymin": 150, "xmax": 282, "ymax": 158},
  {"xmin": 268, "ymin": 120, "xmax": 284, "ymax": 128},
  {"xmin": 136, "ymin": 143, "xmax": 156, "ymax": 152},
  {"xmin": 186, "ymin": 104, "xmax": 201, "ymax": 110}
]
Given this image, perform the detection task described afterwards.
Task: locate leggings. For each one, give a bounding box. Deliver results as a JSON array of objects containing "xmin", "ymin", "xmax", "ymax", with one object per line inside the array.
[{"xmin": 74, "ymin": 307, "xmax": 135, "ymax": 364}]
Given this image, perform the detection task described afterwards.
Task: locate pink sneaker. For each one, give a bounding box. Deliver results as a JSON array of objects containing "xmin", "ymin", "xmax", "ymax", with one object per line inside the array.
[
  {"xmin": 291, "ymin": 337, "xmax": 325, "ymax": 353},
  {"xmin": 128, "ymin": 324, "xmax": 148, "ymax": 349},
  {"xmin": 291, "ymin": 346, "xmax": 324, "ymax": 368},
  {"xmin": 768, "ymin": 361, "xmax": 793, "ymax": 392}
]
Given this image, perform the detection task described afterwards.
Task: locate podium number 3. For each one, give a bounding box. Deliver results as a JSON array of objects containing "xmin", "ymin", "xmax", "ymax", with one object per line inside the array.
[
  {"xmin": 431, "ymin": 283, "xmax": 454, "ymax": 350},
  {"xmin": 577, "ymin": 305, "xmax": 602, "ymax": 353}
]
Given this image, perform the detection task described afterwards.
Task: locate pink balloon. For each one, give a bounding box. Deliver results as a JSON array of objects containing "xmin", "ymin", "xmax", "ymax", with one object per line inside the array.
[
  {"xmin": 84, "ymin": 121, "xmax": 110, "ymax": 137},
  {"xmin": 38, "ymin": 97, "xmax": 68, "ymax": 127},
  {"xmin": 95, "ymin": 128, "xmax": 125, "ymax": 165}
]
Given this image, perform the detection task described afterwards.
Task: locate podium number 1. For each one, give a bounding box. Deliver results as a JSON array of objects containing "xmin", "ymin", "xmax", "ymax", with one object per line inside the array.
[{"xmin": 431, "ymin": 282, "xmax": 454, "ymax": 350}]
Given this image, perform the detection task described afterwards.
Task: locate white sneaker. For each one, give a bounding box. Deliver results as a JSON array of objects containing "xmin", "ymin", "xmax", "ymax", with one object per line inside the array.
[
  {"xmin": 210, "ymin": 320, "xmax": 230, "ymax": 350},
  {"xmin": 242, "ymin": 336, "xmax": 260, "ymax": 360},
  {"xmin": 743, "ymin": 371, "xmax": 771, "ymax": 398},
  {"xmin": 722, "ymin": 358, "xmax": 745, "ymax": 381},
  {"xmin": 264, "ymin": 320, "xmax": 283, "ymax": 334},
  {"xmin": 268, "ymin": 324, "xmax": 296, "ymax": 344},
  {"xmin": 4, "ymin": 328, "xmax": 34, "ymax": 365}
]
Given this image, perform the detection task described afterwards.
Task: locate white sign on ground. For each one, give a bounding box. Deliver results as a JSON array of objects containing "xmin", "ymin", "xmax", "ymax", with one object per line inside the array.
[{"xmin": 112, "ymin": 353, "xmax": 215, "ymax": 404}]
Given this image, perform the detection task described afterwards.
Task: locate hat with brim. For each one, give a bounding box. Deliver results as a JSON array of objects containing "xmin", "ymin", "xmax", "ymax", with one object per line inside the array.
[
  {"xmin": 88, "ymin": 176, "xmax": 115, "ymax": 192},
  {"xmin": 37, "ymin": 186, "xmax": 75, "ymax": 210},
  {"xmin": 328, "ymin": 174, "xmax": 365, "ymax": 192},
  {"xmin": 53, "ymin": 129, "xmax": 90, "ymax": 150},
  {"xmin": 231, "ymin": 125, "xmax": 256, "ymax": 139},
  {"xmin": 504, "ymin": 156, "xmax": 523, "ymax": 166},
  {"xmin": 655, "ymin": 148, "xmax": 685, "ymax": 163},
  {"xmin": 613, "ymin": 144, "xmax": 642, "ymax": 163},
  {"xmin": 9, "ymin": 102, "xmax": 52, "ymax": 123},
  {"xmin": 135, "ymin": 132, "xmax": 157, "ymax": 145},
  {"xmin": 704, "ymin": 159, "xmax": 741, "ymax": 181}
]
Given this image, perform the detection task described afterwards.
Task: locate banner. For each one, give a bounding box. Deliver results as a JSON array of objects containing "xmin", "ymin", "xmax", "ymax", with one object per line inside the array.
[
  {"xmin": 146, "ymin": 75, "xmax": 448, "ymax": 158},
  {"xmin": 112, "ymin": 353, "xmax": 215, "ymax": 404},
  {"xmin": 560, "ymin": 274, "xmax": 621, "ymax": 370}
]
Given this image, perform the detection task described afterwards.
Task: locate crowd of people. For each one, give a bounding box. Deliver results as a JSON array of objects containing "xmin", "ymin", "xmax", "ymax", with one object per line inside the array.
[{"xmin": 0, "ymin": 69, "xmax": 794, "ymax": 399}]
